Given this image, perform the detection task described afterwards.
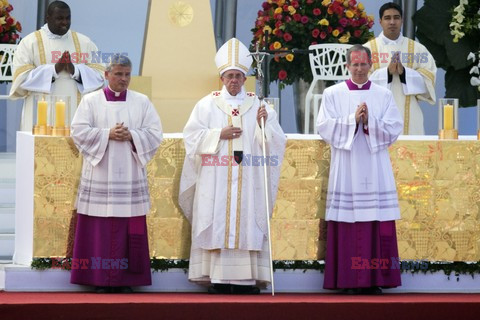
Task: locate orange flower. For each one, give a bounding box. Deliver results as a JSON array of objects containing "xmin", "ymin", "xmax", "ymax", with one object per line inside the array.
[{"xmin": 332, "ymin": 29, "xmax": 340, "ymax": 37}]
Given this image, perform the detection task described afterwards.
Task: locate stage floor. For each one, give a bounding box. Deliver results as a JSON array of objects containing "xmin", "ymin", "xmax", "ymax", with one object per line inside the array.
[{"xmin": 1, "ymin": 292, "xmax": 480, "ymax": 320}]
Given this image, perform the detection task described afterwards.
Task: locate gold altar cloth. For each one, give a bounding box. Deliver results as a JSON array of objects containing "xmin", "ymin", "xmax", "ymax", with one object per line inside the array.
[{"xmin": 32, "ymin": 136, "xmax": 480, "ymax": 261}]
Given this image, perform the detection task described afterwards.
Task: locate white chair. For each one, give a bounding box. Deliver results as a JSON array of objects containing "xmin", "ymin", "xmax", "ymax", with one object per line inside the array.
[
  {"xmin": 0, "ymin": 44, "xmax": 17, "ymax": 99},
  {"xmin": 304, "ymin": 43, "xmax": 352, "ymax": 133}
]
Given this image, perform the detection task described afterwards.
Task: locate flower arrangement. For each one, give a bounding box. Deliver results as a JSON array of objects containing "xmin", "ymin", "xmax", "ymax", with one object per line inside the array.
[
  {"xmin": 449, "ymin": 0, "xmax": 480, "ymax": 92},
  {"xmin": 251, "ymin": 0, "xmax": 375, "ymax": 85},
  {"xmin": 0, "ymin": 0, "xmax": 21, "ymax": 44}
]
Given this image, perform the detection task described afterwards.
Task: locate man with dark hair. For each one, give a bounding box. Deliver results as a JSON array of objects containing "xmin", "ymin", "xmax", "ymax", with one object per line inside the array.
[
  {"xmin": 10, "ymin": 0, "xmax": 105, "ymax": 131},
  {"xmin": 70, "ymin": 55, "xmax": 163, "ymax": 293},
  {"xmin": 364, "ymin": 2, "xmax": 436, "ymax": 135},
  {"xmin": 317, "ymin": 44, "xmax": 403, "ymax": 294}
]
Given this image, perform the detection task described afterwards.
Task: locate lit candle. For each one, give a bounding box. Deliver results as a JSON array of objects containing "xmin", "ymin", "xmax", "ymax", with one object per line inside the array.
[
  {"xmin": 443, "ymin": 104, "xmax": 454, "ymax": 130},
  {"xmin": 37, "ymin": 98, "xmax": 48, "ymax": 126},
  {"xmin": 55, "ymin": 99, "xmax": 66, "ymax": 128}
]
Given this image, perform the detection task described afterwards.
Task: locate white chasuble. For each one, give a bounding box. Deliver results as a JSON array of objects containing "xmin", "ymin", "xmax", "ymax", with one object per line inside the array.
[
  {"xmin": 10, "ymin": 26, "xmax": 105, "ymax": 131},
  {"xmin": 71, "ymin": 89, "xmax": 163, "ymax": 218},
  {"xmin": 179, "ymin": 86, "xmax": 286, "ymax": 251},
  {"xmin": 316, "ymin": 82, "xmax": 403, "ymax": 223},
  {"xmin": 364, "ymin": 33, "xmax": 436, "ymax": 135}
]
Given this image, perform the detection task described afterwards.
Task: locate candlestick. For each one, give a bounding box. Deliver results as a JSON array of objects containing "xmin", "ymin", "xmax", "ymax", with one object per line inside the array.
[
  {"xmin": 55, "ymin": 99, "xmax": 66, "ymax": 128},
  {"xmin": 443, "ymin": 104, "xmax": 453, "ymax": 130},
  {"xmin": 37, "ymin": 98, "xmax": 48, "ymax": 126}
]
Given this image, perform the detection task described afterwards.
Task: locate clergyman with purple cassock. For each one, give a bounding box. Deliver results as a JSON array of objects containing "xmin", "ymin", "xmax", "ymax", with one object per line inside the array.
[
  {"xmin": 316, "ymin": 44, "xmax": 403, "ymax": 295},
  {"xmin": 69, "ymin": 54, "xmax": 163, "ymax": 293}
]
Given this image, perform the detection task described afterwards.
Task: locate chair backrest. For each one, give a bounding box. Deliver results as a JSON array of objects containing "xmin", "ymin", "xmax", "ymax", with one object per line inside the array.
[
  {"xmin": 0, "ymin": 44, "xmax": 17, "ymax": 82},
  {"xmin": 308, "ymin": 43, "xmax": 353, "ymax": 81}
]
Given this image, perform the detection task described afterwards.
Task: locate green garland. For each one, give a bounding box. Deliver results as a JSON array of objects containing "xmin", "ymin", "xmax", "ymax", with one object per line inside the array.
[{"xmin": 30, "ymin": 258, "xmax": 480, "ymax": 280}]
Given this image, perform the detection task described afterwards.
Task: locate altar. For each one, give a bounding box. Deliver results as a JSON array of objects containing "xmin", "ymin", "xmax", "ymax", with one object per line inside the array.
[{"xmin": 13, "ymin": 132, "xmax": 480, "ymax": 265}]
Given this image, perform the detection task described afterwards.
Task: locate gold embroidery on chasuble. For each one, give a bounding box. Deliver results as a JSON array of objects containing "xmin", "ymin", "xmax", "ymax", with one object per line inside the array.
[
  {"xmin": 402, "ymin": 39, "xmax": 415, "ymax": 134},
  {"xmin": 34, "ymin": 31, "xmax": 47, "ymax": 65},
  {"xmin": 213, "ymin": 92, "xmax": 255, "ymax": 249}
]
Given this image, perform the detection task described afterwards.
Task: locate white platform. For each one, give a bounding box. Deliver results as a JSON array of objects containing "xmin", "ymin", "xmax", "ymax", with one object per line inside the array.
[{"xmin": 1, "ymin": 264, "xmax": 480, "ymax": 293}]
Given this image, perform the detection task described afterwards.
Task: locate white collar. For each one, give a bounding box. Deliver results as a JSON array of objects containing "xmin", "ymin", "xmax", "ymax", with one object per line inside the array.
[
  {"xmin": 108, "ymin": 86, "xmax": 123, "ymax": 97},
  {"xmin": 379, "ymin": 31, "xmax": 403, "ymax": 45},
  {"xmin": 221, "ymin": 86, "xmax": 246, "ymax": 102},
  {"xmin": 351, "ymin": 79, "xmax": 369, "ymax": 88},
  {"xmin": 41, "ymin": 23, "xmax": 71, "ymax": 40}
]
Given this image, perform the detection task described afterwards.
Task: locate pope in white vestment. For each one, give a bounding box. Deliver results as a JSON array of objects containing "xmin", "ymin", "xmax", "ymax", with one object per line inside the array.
[
  {"xmin": 317, "ymin": 45, "xmax": 403, "ymax": 294},
  {"xmin": 9, "ymin": 2, "xmax": 104, "ymax": 131},
  {"xmin": 179, "ymin": 38, "xmax": 286, "ymax": 294},
  {"xmin": 364, "ymin": 2, "xmax": 436, "ymax": 135}
]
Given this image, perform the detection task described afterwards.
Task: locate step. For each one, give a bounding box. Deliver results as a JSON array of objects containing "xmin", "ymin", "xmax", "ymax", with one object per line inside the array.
[
  {"xmin": 0, "ymin": 153, "xmax": 15, "ymax": 207},
  {"xmin": 0, "ymin": 206, "xmax": 15, "ymax": 233},
  {"xmin": 0, "ymin": 233, "xmax": 14, "ymax": 259},
  {"xmin": 0, "ymin": 153, "xmax": 16, "ymax": 180}
]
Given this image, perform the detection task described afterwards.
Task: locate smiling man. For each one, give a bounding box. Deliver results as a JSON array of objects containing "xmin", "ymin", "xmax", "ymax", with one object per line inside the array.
[
  {"xmin": 364, "ymin": 2, "xmax": 437, "ymax": 135},
  {"xmin": 9, "ymin": 0, "xmax": 105, "ymax": 131},
  {"xmin": 317, "ymin": 45, "xmax": 403, "ymax": 295}
]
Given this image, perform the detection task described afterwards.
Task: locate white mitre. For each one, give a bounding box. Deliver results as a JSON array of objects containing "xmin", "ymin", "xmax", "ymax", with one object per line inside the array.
[{"xmin": 215, "ymin": 38, "xmax": 252, "ymax": 75}]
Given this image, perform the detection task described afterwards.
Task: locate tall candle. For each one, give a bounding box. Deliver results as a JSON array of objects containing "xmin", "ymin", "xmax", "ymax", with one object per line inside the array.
[
  {"xmin": 443, "ymin": 104, "xmax": 454, "ymax": 130},
  {"xmin": 55, "ymin": 99, "xmax": 66, "ymax": 128},
  {"xmin": 37, "ymin": 98, "xmax": 47, "ymax": 126}
]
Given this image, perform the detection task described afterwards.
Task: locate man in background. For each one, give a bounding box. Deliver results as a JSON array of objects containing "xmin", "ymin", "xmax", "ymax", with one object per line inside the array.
[
  {"xmin": 9, "ymin": 0, "xmax": 104, "ymax": 131},
  {"xmin": 364, "ymin": 2, "xmax": 436, "ymax": 135}
]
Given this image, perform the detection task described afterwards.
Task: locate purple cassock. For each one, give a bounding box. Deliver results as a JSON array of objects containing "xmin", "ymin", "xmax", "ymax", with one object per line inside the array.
[
  {"xmin": 322, "ymin": 79, "xmax": 402, "ymax": 290},
  {"xmin": 70, "ymin": 87, "xmax": 152, "ymax": 288}
]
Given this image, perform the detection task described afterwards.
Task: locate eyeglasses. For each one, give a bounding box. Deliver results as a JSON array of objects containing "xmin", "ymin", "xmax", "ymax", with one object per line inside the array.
[{"xmin": 222, "ymin": 73, "xmax": 244, "ymax": 80}]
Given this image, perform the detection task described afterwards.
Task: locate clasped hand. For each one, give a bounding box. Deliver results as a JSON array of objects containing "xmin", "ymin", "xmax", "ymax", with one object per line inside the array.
[
  {"xmin": 355, "ymin": 103, "xmax": 368, "ymax": 125},
  {"xmin": 109, "ymin": 123, "xmax": 132, "ymax": 141},
  {"xmin": 55, "ymin": 50, "xmax": 75, "ymax": 75},
  {"xmin": 388, "ymin": 52, "xmax": 404, "ymax": 76}
]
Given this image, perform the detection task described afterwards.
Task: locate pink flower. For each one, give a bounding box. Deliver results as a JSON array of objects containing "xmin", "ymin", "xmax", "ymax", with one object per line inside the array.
[
  {"xmin": 300, "ymin": 16, "xmax": 309, "ymax": 24},
  {"xmin": 312, "ymin": 28, "xmax": 320, "ymax": 38},
  {"xmin": 320, "ymin": 31, "xmax": 327, "ymax": 39},
  {"xmin": 293, "ymin": 13, "xmax": 301, "ymax": 21},
  {"xmin": 339, "ymin": 18, "xmax": 349, "ymax": 27},
  {"xmin": 354, "ymin": 29, "xmax": 363, "ymax": 38},
  {"xmin": 262, "ymin": 2, "xmax": 270, "ymax": 10},
  {"xmin": 313, "ymin": 8, "xmax": 321, "ymax": 16},
  {"xmin": 291, "ymin": 0, "xmax": 300, "ymax": 8},
  {"xmin": 283, "ymin": 32, "xmax": 293, "ymax": 41},
  {"xmin": 348, "ymin": 0, "xmax": 357, "ymax": 7},
  {"xmin": 278, "ymin": 70, "xmax": 288, "ymax": 80},
  {"xmin": 1, "ymin": 34, "xmax": 10, "ymax": 42}
]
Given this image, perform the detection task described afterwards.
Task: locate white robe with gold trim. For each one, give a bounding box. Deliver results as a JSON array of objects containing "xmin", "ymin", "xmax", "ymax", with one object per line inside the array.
[
  {"xmin": 179, "ymin": 86, "xmax": 286, "ymax": 284},
  {"xmin": 9, "ymin": 26, "xmax": 105, "ymax": 131},
  {"xmin": 364, "ymin": 33, "xmax": 436, "ymax": 135}
]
